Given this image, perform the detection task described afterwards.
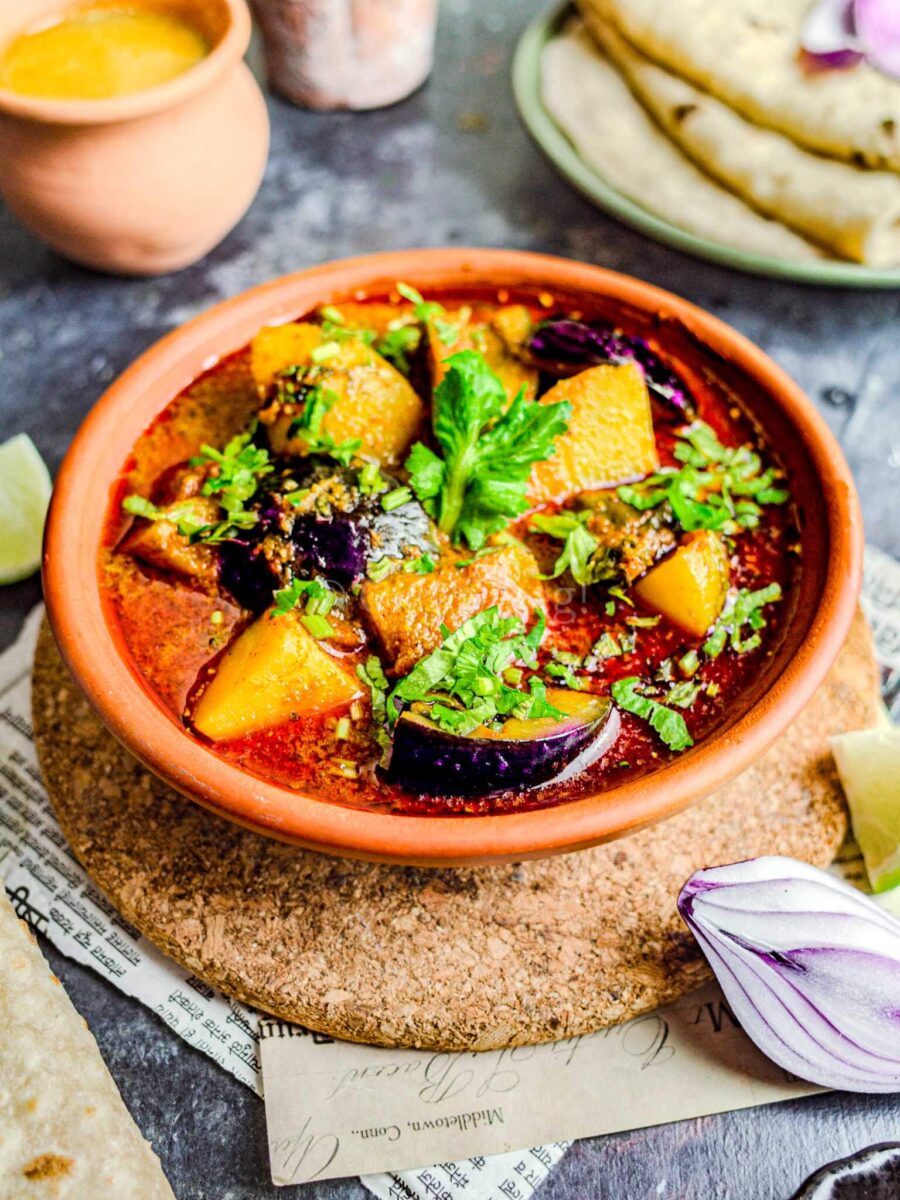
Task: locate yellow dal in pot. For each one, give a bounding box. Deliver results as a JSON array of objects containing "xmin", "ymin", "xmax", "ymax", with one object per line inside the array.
[{"xmin": 0, "ymin": 6, "xmax": 209, "ymax": 100}]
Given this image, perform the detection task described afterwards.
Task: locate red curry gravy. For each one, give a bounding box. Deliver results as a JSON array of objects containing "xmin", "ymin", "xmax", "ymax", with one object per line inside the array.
[{"xmin": 101, "ymin": 287, "xmax": 800, "ymax": 816}]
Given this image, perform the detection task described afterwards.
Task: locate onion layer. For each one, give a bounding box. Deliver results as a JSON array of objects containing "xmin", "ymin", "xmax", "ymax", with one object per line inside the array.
[{"xmin": 678, "ymin": 856, "xmax": 900, "ymax": 1093}]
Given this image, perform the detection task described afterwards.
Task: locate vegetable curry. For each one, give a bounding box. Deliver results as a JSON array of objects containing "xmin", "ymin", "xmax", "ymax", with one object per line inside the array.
[{"xmin": 102, "ymin": 284, "xmax": 799, "ymax": 815}]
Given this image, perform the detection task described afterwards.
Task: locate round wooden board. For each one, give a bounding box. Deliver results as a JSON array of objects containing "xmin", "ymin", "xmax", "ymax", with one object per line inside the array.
[{"xmin": 33, "ymin": 613, "xmax": 879, "ymax": 1051}]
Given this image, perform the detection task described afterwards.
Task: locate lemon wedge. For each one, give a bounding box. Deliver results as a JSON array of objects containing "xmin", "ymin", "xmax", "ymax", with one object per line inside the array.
[
  {"xmin": 0, "ymin": 433, "xmax": 52, "ymax": 585},
  {"xmin": 832, "ymin": 726, "xmax": 900, "ymax": 893}
]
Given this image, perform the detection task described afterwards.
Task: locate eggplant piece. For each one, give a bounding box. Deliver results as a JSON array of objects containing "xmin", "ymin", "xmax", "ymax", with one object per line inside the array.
[
  {"xmin": 385, "ymin": 689, "xmax": 620, "ymax": 796},
  {"xmin": 527, "ymin": 318, "xmax": 695, "ymax": 421},
  {"xmin": 290, "ymin": 465, "xmax": 435, "ymax": 585},
  {"xmin": 218, "ymin": 461, "xmax": 436, "ymax": 609}
]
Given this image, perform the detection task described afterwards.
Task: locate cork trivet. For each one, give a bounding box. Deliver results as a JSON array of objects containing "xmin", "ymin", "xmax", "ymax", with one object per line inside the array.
[{"xmin": 32, "ymin": 612, "xmax": 879, "ymax": 1051}]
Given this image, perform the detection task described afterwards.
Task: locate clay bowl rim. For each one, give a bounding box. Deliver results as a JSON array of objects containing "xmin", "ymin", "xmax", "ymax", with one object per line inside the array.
[
  {"xmin": 42, "ymin": 248, "xmax": 863, "ymax": 867},
  {"xmin": 0, "ymin": 0, "xmax": 251, "ymax": 126}
]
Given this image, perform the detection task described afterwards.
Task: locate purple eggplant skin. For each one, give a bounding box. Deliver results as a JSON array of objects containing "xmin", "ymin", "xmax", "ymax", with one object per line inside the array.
[
  {"xmin": 528, "ymin": 318, "xmax": 696, "ymax": 421},
  {"xmin": 219, "ymin": 461, "xmax": 436, "ymax": 608},
  {"xmin": 384, "ymin": 690, "xmax": 620, "ymax": 797},
  {"xmin": 292, "ymin": 469, "xmax": 434, "ymax": 586}
]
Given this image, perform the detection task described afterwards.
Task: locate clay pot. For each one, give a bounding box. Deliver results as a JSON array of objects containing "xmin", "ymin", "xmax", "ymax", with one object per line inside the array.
[
  {"xmin": 43, "ymin": 249, "xmax": 863, "ymax": 866},
  {"xmin": 0, "ymin": 0, "xmax": 269, "ymax": 276},
  {"xmin": 250, "ymin": 0, "xmax": 438, "ymax": 110}
]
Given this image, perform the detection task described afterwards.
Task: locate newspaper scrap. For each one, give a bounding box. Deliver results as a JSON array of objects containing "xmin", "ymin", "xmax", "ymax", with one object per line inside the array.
[
  {"xmin": 862, "ymin": 544, "xmax": 900, "ymax": 718},
  {"xmin": 261, "ymin": 979, "xmax": 822, "ymax": 1186},
  {"xmin": 0, "ymin": 608, "xmax": 262, "ymax": 1096},
  {"xmin": 362, "ymin": 1143, "xmax": 571, "ymax": 1200}
]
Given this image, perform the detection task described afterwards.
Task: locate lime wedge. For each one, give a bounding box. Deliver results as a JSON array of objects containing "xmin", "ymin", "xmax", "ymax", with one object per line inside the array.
[
  {"xmin": 0, "ymin": 433, "xmax": 52, "ymax": 585},
  {"xmin": 832, "ymin": 726, "xmax": 900, "ymax": 893}
]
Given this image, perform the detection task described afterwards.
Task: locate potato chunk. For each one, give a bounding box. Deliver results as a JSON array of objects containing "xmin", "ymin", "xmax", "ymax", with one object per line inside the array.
[
  {"xmin": 120, "ymin": 497, "xmax": 220, "ymax": 587},
  {"xmin": 251, "ymin": 323, "xmax": 426, "ymax": 466},
  {"xmin": 527, "ymin": 362, "xmax": 659, "ymax": 504},
  {"xmin": 193, "ymin": 609, "xmax": 362, "ymax": 741},
  {"xmin": 633, "ymin": 530, "xmax": 730, "ymax": 637},
  {"xmin": 428, "ymin": 308, "xmax": 538, "ymax": 404},
  {"xmin": 361, "ymin": 542, "xmax": 545, "ymax": 675}
]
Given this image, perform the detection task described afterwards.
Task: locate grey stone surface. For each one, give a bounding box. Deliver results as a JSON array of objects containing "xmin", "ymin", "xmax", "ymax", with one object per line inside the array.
[{"xmin": 1, "ymin": 1, "xmax": 898, "ymax": 1196}]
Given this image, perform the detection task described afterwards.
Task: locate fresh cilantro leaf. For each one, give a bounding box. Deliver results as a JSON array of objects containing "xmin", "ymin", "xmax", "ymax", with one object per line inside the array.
[
  {"xmin": 611, "ymin": 677, "xmax": 694, "ymax": 751},
  {"xmin": 529, "ymin": 510, "xmax": 602, "ymax": 588},
  {"xmin": 405, "ymin": 350, "xmax": 571, "ymax": 550},
  {"xmin": 703, "ymin": 584, "xmax": 782, "ymax": 657}
]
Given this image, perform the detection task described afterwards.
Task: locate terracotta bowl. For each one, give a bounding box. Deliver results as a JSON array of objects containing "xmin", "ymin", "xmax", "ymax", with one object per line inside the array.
[
  {"xmin": 0, "ymin": 0, "xmax": 269, "ymax": 276},
  {"xmin": 43, "ymin": 249, "xmax": 863, "ymax": 865}
]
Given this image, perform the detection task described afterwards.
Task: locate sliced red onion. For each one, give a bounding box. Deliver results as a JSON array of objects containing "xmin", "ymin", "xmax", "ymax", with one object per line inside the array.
[
  {"xmin": 527, "ymin": 319, "xmax": 695, "ymax": 420},
  {"xmin": 856, "ymin": 0, "xmax": 900, "ymax": 78},
  {"xmin": 678, "ymin": 857, "xmax": 900, "ymax": 1093},
  {"xmin": 801, "ymin": 0, "xmax": 859, "ymax": 53}
]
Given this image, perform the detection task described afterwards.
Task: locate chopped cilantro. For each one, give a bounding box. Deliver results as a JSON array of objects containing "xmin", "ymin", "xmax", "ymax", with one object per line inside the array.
[
  {"xmin": 403, "ymin": 553, "xmax": 436, "ymax": 574},
  {"xmin": 545, "ymin": 657, "xmax": 587, "ymax": 690},
  {"xmin": 356, "ymin": 655, "xmax": 394, "ymax": 758},
  {"xmin": 278, "ymin": 374, "xmax": 362, "ymax": 466},
  {"xmin": 374, "ymin": 324, "xmax": 421, "ymax": 375},
  {"xmin": 703, "ymin": 584, "xmax": 783, "ymax": 657},
  {"xmin": 586, "ymin": 632, "xmax": 623, "ymax": 663},
  {"xmin": 678, "ymin": 649, "xmax": 701, "ymax": 677},
  {"xmin": 311, "ymin": 340, "xmax": 341, "ymax": 364},
  {"xmin": 608, "ymin": 585, "xmax": 634, "ymax": 607},
  {"xmin": 272, "ymin": 576, "xmax": 336, "ymax": 620},
  {"xmin": 530, "ymin": 510, "xmax": 603, "ymax": 588},
  {"xmin": 388, "ymin": 606, "xmax": 554, "ymax": 735},
  {"xmin": 617, "ymin": 420, "xmax": 789, "ymax": 535},
  {"xmin": 381, "ymin": 486, "xmax": 413, "ymax": 512},
  {"xmin": 300, "ymin": 614, "xmax": 333, "ymax": 638},
  {"xmin": 357, "ymin": 462, "xmax": 388, "ymax": 495},
  {"xmin": 453, "ymin": 545, "xmax": 504, "ymax": 569},
  {"xmin": 397, "ymin": 282, "xmax": 461, "ymax": 346},
  {"xmin": 405, "ymin": 350, "xmax": 571, "ymax": 550},
  {"xmin": 191, "ymin": 427, "xmax": 273, "ymax": 514},
  {"xmin": 666, "ymin": 680, "xmax": 703, "ymax": 709},
  {"xmin": 625, "ymin": 614, "xmax": 661, "ymax": 628},
  {"xmin": 127, "ymin": 426, "xmax": 272, "ymax": 547},
  {"xmin": 366, "ymin": 557, "xmax": 396, "ymax": 582},
  {"xmin": 611, "ymin": 677, "xmax": 694, "ymax": 752},
  {"xmin": 317, "ymin": 305, "xmax": 376, "ymax": 346}
]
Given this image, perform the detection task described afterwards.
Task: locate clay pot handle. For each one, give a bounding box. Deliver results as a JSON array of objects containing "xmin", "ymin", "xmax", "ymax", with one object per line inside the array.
[{"xmin": 250, "ymin": 0, "xmax": 438, "ymax": 110}]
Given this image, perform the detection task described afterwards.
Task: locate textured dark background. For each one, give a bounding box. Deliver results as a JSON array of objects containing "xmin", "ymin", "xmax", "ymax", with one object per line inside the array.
[{"xmin": 1, "ymin": 1, "xmax": 898, "ymax": 1196}]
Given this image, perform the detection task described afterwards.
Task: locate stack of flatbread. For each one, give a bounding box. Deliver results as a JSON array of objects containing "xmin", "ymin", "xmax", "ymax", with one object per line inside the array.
[
  {"xmin": 542, "ymin": 0, "xmax": 900, "ymax": 265},
  {"xmin": 0, "ymin": 890, "xmax": 175, "ymax": 1198}
]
